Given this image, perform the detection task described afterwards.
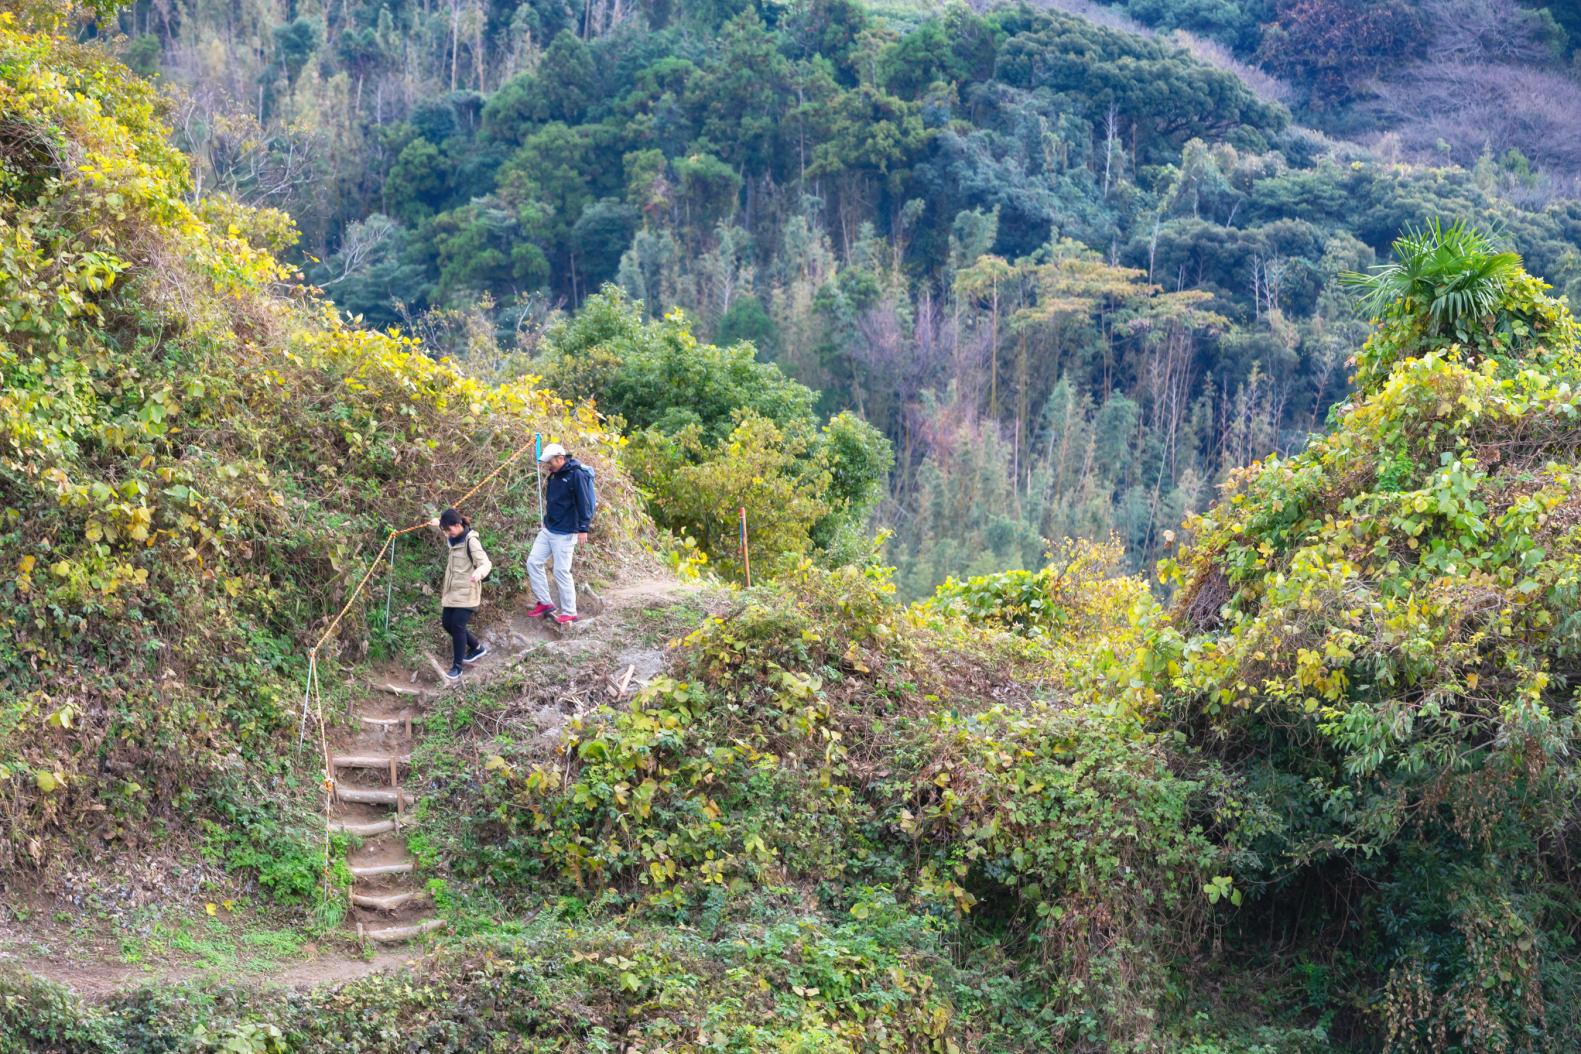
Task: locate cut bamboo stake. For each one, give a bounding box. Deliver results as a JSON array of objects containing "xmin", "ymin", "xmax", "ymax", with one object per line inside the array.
[
  {"xmin": 362, "ymin": 917, "xmax": 445, "ymax": 943},
  {"xmin": 739, "ymin": 506, "xmax": 751, "ymax": 588},
  {"xmin": 383, "ymin": 530, "xmax": 396, "ymax": 634},
  {"xmin": 372, "ymin": 681, "xmax": 423, "ymax": 697},
  {"xmin": 535, "ymin": 432, "xmax": 544, "ymax": 528},
  {"xmin": 297, "ymin": 653, "xmax": 316, "ymax": 749},
  {"xmin": 423, "ymin": 652, "xmax": 449, "ymax": 682}
]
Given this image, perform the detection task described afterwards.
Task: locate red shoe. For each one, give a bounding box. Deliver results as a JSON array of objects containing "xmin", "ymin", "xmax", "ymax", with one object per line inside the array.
[
  {"xmin": 526, "ymin": 602, "xmax": 555, "ymax": 618},
  {"xmin": 554, "ymin": 613, "xmax": 579, "ymax": 625}
]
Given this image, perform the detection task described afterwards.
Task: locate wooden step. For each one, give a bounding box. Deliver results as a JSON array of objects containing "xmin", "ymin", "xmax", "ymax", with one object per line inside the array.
[
  {"xmin": 332, "ymin": 753, "xmax": 411, "ymax": 770},
  {"xmin": 369, "ymin": 681, "xmax": 431, "ymax": 699},
  {"xmin": 351, "ymin": 888, "xmax": 430, "ymax": 912},
  {"xmin": 357, "ymin": 916, "xmax": 445, "ymax": 944},
  {"xmin": 360, "ymin": 714, "xmax": 417, "ymax": 733},
  {"xmin": 336, "ymin": 786, "xmax": 415, "ymax": 807},
  {"xmin": 349, "ymin": 861, "xmax": 413, "ymax": 879},
  {"xmin": 328, "ymin": 817, "xmax": 409, "ymax": 838}
]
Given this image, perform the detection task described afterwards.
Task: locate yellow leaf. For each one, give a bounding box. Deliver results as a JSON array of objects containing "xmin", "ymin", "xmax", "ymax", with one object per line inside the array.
[{"xmin": 204, "ymin": 902, "xmax": 217, "ymax": 916}]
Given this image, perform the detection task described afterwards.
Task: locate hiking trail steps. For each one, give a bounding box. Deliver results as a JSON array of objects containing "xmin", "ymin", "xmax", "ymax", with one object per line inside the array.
[
  {"xmin": 0, "ymin": 575, "xmax": 704, "ymax": 994},
  {"xmin": 329, "ymin": 577, "xmax": 697, "ymax": 946}
]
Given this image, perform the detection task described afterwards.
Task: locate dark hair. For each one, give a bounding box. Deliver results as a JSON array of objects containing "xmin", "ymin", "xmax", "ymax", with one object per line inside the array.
[{"xmin": 438, "ymin": 508, "xmax": 469, "ymax": 529}]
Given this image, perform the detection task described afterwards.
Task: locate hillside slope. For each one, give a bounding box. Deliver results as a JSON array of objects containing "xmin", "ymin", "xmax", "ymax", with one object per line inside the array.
[
  {"xmin": 5, "ymin": 7, "xmax": 1581, "ymax": 1054},
  {"xmin": 1140, "ymin": 226, "xmax": 1581, "ymax": 1048},
  {"xmin": 0, "ymin": 10, "xmax": 651, "ymax": 897}
]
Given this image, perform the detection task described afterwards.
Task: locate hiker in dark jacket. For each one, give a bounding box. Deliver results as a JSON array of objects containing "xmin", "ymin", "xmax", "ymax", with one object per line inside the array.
[
  {"xmin": 428, "ymin": 507, "xmax": 492, "ymax": 681},
  {"xmin": 525, "ymin": 443, "xmax": 595, "ymax": 624}
]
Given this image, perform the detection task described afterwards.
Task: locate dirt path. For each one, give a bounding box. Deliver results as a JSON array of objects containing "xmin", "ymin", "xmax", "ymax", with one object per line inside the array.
[
  {"xmin": 3, "ymin": 945, "xmax": 417, "ymax": 1000},
  {"xmin": 334, "ymin": 572, "xmax": 704, "ymax": 951}
]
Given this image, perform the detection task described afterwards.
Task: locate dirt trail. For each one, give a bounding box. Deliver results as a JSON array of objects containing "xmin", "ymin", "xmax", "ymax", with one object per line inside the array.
[{"xmin": 4, "ymin": 946, "xmax": 418, "ymax": 1000}]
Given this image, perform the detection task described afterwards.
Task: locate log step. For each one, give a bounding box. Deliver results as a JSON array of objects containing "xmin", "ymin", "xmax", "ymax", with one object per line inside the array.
[
  {"xmin": 328, "ymin": 817, "xmax": 406, "ymax": 838},
  {"xmin": 360, "ymin": 714, "xmax": 417, "ymax": 731},
  {"xmin": 349, "ymin": 861, "xmax": 413, "ymax": 879},
  {"xmin": 358, "ymin": 917, "xmax": 445, "ymax": 944},
  {"xmin": 336, "ymin": 786, "xmax": 415, "ymax": 807},
  {"xmin": 369, "ymin": 681, "xmax": 430, "ymax": 699},
  {"xmin": 352, "ymin": 888, "xmax": 429, "ymax": 912},
  {"xmin": 333, "ymin": 753, "xmax": 411, "ymax": 769}
]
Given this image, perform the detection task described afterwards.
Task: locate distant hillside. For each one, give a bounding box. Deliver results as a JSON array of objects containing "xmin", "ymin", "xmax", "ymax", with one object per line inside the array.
[
  {"xmin": 1067, "ymin": 0, "xmax": 1581, "ymax": 179},
  {"xmin": 106, "ymin": 0, "xmax": 1581, "ymax": 596}
]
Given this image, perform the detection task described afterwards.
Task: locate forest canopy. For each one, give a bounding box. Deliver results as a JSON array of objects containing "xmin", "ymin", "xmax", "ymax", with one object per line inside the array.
[{"xmin": 115, "ymin": 0, "xmax": 1581, "ymax": 592}]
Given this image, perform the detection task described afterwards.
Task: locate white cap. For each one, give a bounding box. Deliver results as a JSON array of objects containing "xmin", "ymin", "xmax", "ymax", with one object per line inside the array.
[{"xmin": 538, "ymin": 442, "xmax": 568, "ymax": 462}]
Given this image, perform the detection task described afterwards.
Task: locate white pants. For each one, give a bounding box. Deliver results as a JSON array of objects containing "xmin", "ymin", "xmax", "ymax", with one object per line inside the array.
[{"xmin": 527, "ymin": 528, "xmax": 578, "ymax": 615}]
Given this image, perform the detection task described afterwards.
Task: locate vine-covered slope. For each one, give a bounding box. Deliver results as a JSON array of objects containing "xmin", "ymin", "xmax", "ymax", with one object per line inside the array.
[{"xmin": 0, "ymin": 10, "xmax": 649, "ymax": 884}]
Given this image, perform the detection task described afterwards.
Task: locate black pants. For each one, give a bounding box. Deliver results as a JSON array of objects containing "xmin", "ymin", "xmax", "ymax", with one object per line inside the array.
[{"xmin": 441, "ymin": 606, "xmax": 478, "ymax": 669}]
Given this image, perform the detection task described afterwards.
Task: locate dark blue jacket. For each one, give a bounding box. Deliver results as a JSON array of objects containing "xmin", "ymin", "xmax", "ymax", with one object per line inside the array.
[{"xmin": 545, "ymin": 458, "xmax": 595, "ymax": 535}]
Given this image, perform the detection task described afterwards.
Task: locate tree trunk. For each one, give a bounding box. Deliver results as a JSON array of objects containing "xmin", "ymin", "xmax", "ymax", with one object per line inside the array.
[
  {"xmin": 449, "ymin": 0, "xmax": 460, "ymax": 93},
  {"xmin": 988, "ymin": 280, "xmax": 999, "ymax": 419}
]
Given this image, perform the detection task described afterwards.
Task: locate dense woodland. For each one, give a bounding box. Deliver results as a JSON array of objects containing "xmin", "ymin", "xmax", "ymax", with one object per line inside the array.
[
  {"xmin": 6, "ymin": 2, "xmax": 1581, "ymax": 1051},
  {"xmin": 107, "ymin": 0, "xmax": 1581, "ymax": 593}
]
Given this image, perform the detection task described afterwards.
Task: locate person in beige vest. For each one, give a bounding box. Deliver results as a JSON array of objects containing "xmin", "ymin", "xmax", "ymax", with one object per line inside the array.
[{"xmin": 428, "ymin": 507, "xmax": 492, "ymax": 681}]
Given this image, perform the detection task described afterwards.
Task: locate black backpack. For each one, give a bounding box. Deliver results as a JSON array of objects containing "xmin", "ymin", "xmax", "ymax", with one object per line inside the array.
[
  {"xmin": 465, "ymin": 531, "xmax": 492, "ymax": 582},
  {"xmin": 581, "ymin": 464, "xmax": 599, "ymax": 520}
]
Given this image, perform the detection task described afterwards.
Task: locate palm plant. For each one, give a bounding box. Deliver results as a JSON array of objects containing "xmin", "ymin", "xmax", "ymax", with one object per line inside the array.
[{"xmin": 1340, "ymin": 218, "xmax": 1523, "ymax": 334}]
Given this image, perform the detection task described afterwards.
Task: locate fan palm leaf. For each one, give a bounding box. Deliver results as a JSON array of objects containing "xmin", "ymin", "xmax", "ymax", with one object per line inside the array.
[{"xmin": 1340, "ymin": 218, "xmax": 1522, "ymax": 335}]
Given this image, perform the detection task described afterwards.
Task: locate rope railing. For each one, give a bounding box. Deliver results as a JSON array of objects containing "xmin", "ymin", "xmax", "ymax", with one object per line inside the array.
[{"xmin": 299, "ymin": 430, "xmax": 545, "ymax": 902}]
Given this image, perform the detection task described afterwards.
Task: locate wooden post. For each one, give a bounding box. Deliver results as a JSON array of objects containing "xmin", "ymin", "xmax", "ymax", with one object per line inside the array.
[
  {"xmin": 739, "ymin": 506, "xmax": 751, "ymax": 588},
  {"xmin": 324, "ymin": 745, "xmax": 337, "ymax": 805}
]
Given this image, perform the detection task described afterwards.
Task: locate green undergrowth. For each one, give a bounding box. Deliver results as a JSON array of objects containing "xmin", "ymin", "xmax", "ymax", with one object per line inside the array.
[
  {"xmin": 1, "ymin": 912, "xmax": 963, "ymax": 1054},
  {"xmin": 0, "ymin": 13, "xmax": 652, "ymax": 892},
  {"xmin": 0, "ymin": 912, "xmax": 1332, "ymax": 1054},
  {"xmin": 1133, "ymin": 231, "xmax": 1581, "ymax": 1048},
  {"xmin": 408, "ymin": 554, "xmax": 1242, "ymax": 1050}
]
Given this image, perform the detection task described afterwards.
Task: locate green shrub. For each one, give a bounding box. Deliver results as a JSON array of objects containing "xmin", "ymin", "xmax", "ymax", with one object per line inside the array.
[
  {"xmin": 2, "ymin": 920, "xmax": 967, "ymax": 1053},
  {"xmin": 1152, "ymin": 242, "xmax": 1581, "ymax": 1049},
  {"xmin": 460, "ymin": 561, "xmax": 1221, "ymax": 1050}
]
